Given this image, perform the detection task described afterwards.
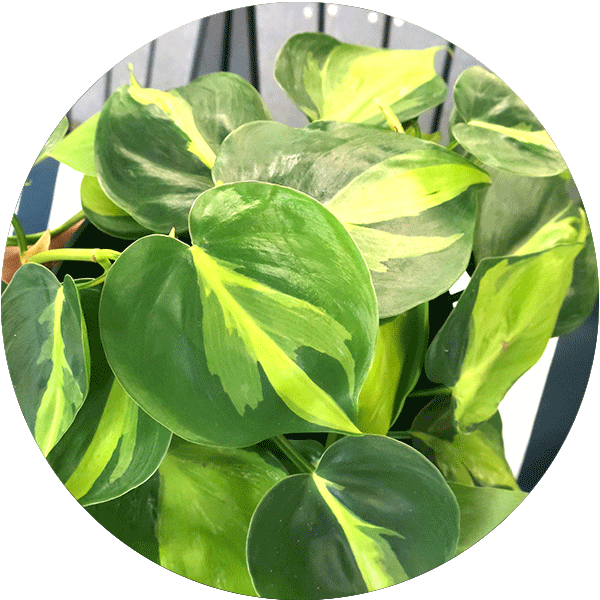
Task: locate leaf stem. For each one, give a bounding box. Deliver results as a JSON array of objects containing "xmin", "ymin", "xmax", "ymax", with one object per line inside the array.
[
  {"xmin": 23, "ymin": 247, "xmax": 121, "ymax": 266},
  {"xmin": 10, "ymin": 215, "xmax": 28, "ymax": 255},
  {"xmin": 6, "ymin": 210, "xmax": 85, "ymax": 247},
  {"xmin": 387, "ymin": 430, "xmax": 413, "ymax": 440},
  {"xmin": 407, "ymin": 386, "xmax": 451, "ymax": 398},
  {"xmin": 272, "ymin": 436, "xmax": 315, "ymax": 474},
  {"xmin": 324, "ymin": 432, "xmax": 339, "ymax": 449},
  {"xmin": 446, "ymin": 140, "xmax": 459, "ymax": 151}
]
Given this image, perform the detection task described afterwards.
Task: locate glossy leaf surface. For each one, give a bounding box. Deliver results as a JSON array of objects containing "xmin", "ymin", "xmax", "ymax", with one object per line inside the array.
[
  {"xmin": 275, "ymin": 33, "xmax": 446, "ymax": 124},
  {"xmin": 426, "ymin": 244, "xmax": 583, "ymax": 432},
  {"xmin": 452, "ymin": 66, "xmax": 566, "ymax": 176},
  {"xmin": 95, "ymin": 72, "xmax": 272, "ymax": 233},
  {"xmin": 47, "ymin": 113, "xmax": 99, "ymax": 176},
  {"xmin": 87, "ymin": 439, "xmax": 286, "ymax": 595},
  {"xmin": 449, "ymin": 482, "xmax": 527, "ymax": 555},
  {"xmin": 357, "ymin": 304, "xmax": 428, "ymax": 434},
  {"xmin": 48, "ymin": 287, "xmax": 171, "ymax": 506},
  {"xmin": 408, "ymin": 397, "xmax": 519, "ymax": 489},
  {"xmin": 100, "ymin": 181, "xmax": 378, "ymax": 446},
  {"xmin": 475, "ymin": 169, "xmax": 598, "ymax": 336},
  {"xmin": 248, "ymin": 435, "xmax": 459, "ymax": 599},
  {"xmin": 1, "ymin": 264, "xmax": 89, "ymax": 455},
  {"xmin": 34, "ymin": 116, "xmax": 68, "ymax": 165},
  {"xmin": 214, "ymin": 120, "xmax": 489, "ymax": 317},
  {"xmin": 81, "ymin": 175, "xmax": 153, "ymax": 240}
]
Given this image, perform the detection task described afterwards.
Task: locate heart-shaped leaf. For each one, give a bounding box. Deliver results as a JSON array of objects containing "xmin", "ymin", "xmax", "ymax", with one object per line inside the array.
[
  {"xmin": 275, "ymin": 32, "xmax": 446, "ymax": 124},
  {"xmin": 95, "ymin": 72, "xmax": 272, "ymax": 233},
  {"xmin": 357, "ymin": 303, "xmax": 428, "ymax": 434},
  {"xmin": 47, "ymin": 286, "xmax": 172, "ymax": 506},
  {"xmin": 451, "ymin": 66, "xmax": 566, "ymax": 176},
  {"xmin": 86, "ymin": 438, "xmax": 286, "ymax": 595},
  {"xmin": 247, "ymin": 435, "xmax": 459, "ymax": 599},
  {"xmin": 34, "ymin": 116, "xmax": 69, "ymax": 166},
  {"xmin": 2, "ymin": 264, "xmax": 90, "ymax": 455},
  {"xmin": 475, "ymin": 168, "xmax": 598, "ymax": 336},
  {"xmin": 407, "ymin": 396, "xmax": 519, "ymax": 489},
  {"xmin": 213, "ymin": 120, "xmax": 490, "ymax": 318},
  {"xmin": 100, "ymin": 181, "xmax": 378, "ymax": 447},
  {"xmin": 425, "ymin": 243, "xmax": 583, "ymax": 432}
]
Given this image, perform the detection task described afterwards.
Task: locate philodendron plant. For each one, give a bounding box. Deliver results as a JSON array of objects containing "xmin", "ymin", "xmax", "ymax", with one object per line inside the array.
[{"xmin": 2, "ymin": 31, "xmax": 598, "ymax": 599}]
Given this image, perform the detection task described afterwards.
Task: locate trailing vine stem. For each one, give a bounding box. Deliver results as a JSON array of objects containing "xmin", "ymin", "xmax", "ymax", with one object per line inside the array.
[
  {"xmin": 6, "ymin": 210, "xmax": 85, "ymax": 247},
  {"xmin": 407, "ymin": 385, "xmax": 452, "ymax": 398},
  {"xmin": 10, "ymin": 215, "xmax": 28, "ymax": 255},
  {"xmin": 23, "ymin": 247, "xmax": 121, "ymax": 266},
  {"xmin": 272, "ymin": 435, "xmax": 315, "ymax": 474}
]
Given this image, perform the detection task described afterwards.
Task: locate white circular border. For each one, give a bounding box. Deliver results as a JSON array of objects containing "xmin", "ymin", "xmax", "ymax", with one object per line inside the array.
[{"xmin": 1, "ymin": 1, "xmax": 596, "ymax": 598}]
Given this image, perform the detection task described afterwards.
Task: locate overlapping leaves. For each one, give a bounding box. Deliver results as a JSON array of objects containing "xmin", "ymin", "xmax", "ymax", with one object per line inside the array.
[
  {"xmin": 214, "ymin": 120, "xmax": 490, "ymax": 317},
  {"xmin": 100, "ymin": 181, "xmax": 378, "ymax": 447}
]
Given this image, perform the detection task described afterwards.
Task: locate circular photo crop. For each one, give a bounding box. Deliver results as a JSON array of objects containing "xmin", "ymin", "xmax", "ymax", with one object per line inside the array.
[{"xmin": 1, "ymin": 3, "xmax": 597, "ymax": 599}]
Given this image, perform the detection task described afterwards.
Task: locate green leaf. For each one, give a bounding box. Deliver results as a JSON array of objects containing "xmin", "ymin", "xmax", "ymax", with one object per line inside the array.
[
  {"xmin": 80, "ymin": 175, "xmax": 153, "ymax": 240},
  {"xmin": 47, "ymin": 286, "xmax": 172, "ymax": 506},
  {"xmin": 451, "ymin": 66, "xmax": 566, "ymax": 176},
  {"xmin": 47, "ymin": 112, "xmax": 99, "ymax": 176},
  {"xmin": 357, "ymin": 303, "xmax": 428, "ymax": 434},
  {"xmin": 475, "ymin": 168, "xmax": 598, "ymax": 336},
  {"xmin": 34, "ymin": 116, "xmax": 69, "ymax": 166},
  {"xmin": 408, "ymin": 396, "xmax": 519, "ymax": 489},
  {"xmin": 2, "ymin": 264, "xmax": 89, "ymax": 455},
  {"xmin": 247, "ymin": 435, "xmax": 459, "ymax": 599},
  {"xmin": 100, "ymin": 181, "xmax": 378, "ymax": 447},
  {"xmin": 87, "ymin": 438, "xmax": 286, "ymax": 595},
  {"xmin": 275, "ymin": 32, "xmax": 446, "ymax": 124},
  {"xmin": 448, "ymin": 482, "xmax": 527, "ymax": 555},
  {"xmin": 425, "ymin": 244, "xmax": 583, "ymax": 432},
  {"xmin": 213, "ymin": 120, "xmax": 489, "ymax": 318},
  {"xmin": 95, "ymin": 72, "xmax": 272, "ymax": 234}
]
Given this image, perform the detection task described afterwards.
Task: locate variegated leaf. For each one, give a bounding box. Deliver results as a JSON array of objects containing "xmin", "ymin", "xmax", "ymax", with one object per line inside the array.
[
  {"xmin": 2, "ymin": 264, "xmax": 90, "ymax": 455},
  {"xmin": 99, "ymin": 181, "xmax": 378, "ymax": 447},
  {"xmin": 275, "ymin": 32, "xmax": 446, "ymax": 125},
  {"xmin": 213, "ymin": 120, "xmax": 490, "ymax": 318}
]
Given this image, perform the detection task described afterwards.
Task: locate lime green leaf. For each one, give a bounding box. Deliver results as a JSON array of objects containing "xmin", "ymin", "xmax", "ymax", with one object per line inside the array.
[
  {"xmin": 248, "ymin": 435, "xmax": 459, "ymax": 598},
  {"xmin": 426, "ymin": 244, "xmax": 583, "ymax": 432},
  {"xmin": 357, "ymin": 304, "xmax": 428, "ymax": 434},
  {"xmin": 408, "ymin": 396, "xmax": 519, "ymax": 489},
  {"xmin": 214, "ymin": 120, "xmax": 489, "ymax": 318},
  {"xmin": 2, "ymin": 264, "xmax": 89, "ymax": 456},
  {"xmin": 100, "ymin": 181, "xmax": 378, "ymax": 447},
  {"xmin": 34, "ymin": 116, "xmax": 69, "ymax": 166},
  {"xmin": 47, "ymin": 286, "xmax": 171, "ymax": 506},
  {"xmin": 275, "ymin": 32, "xmax": 446, "ymax": 124},
  {"xmin": 475, "ymin": 168, "xmax": 598, "ymax": 336},
  {"xmin": 452, "ymin": 66, "xmax": 566, "ymax": 176},
  {"xmin": 95, "ymin": 72, "xmax": 273, "ymax": 234},
  {"xmin": 47, "ymin": 112, "xmax": 99, "ymax": 176},
  {"xmin": 87, "ymin": 439, "xmax": 286, "ymax": 595},
  {"xmin": 449, "ymin": 482, "xmax": 527, "ymax": 555},
  {"xmin": 80, "ymin": 175, "xmax": 153, "ymax": 240}
]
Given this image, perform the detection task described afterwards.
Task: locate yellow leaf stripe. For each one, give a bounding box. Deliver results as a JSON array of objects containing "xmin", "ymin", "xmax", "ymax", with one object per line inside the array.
[
  {"xmin": 468, "ymin": 120, "xmax": 559, "ymax": 151},
  {"xmin": 190, "ymin": 245, "xmax": 361, "ymax": 434}
]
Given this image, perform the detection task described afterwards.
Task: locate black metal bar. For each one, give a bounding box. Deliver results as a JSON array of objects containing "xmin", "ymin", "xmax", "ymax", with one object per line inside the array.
[
  {"xmin": 431, "ymin": 41, "xmax": 455, "ymax": 133},
  {"xmin": 382, "ymin": 14, "xmax": 392, "ymax": 48},
  {"xmin": 221, "ymin": 10, "xmax": 233, "ymax": 72},
  {"xmin": 318, "ymin": 3, "xmax": 326, "ymax": 33},
  {"xmin": 104, "ymin": 70, "xmax": 112, "ymax": 102},
  {"xmin": 248, "ymin": 5, "xmax": 260, "ymax": 91},
  {"xmin": 190, "ymin": 17, "xmax": 210, "ymax": 82},
  {"xmin": 145, "ymin": 38, "xmax": 157, "ymax": 88}
]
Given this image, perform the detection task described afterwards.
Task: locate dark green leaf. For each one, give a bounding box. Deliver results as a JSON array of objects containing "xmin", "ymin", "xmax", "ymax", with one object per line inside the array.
[
  {"xmin": 100, "ymin": 181, "xmax": 378, "ymax": 447},
  {"xmin": 452, "ymin": 66, "xmax": 566, "ymax": 176},
  {"xmin": 48, "ymin": 286, "xmax": 172, "ymax": 506},
  {"xmin": 247, "ymin": 435, "xmax": 459, "ymax": 599},
  {"xmin": 87, "ymin": 439, "xmax": 286, "ymax": 595},
  {"xmin": 213, "ymin": 120, "xmax": 489, "ymax": 318},
  {"xmin": 275, "ymin": 32, "xmax": 446, "ymax": 124},
  {"xmin": 2, "ymin": 264, "xmax": 89, "ymax": 455}
]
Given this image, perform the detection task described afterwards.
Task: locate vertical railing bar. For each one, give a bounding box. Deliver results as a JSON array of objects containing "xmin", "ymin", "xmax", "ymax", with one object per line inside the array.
[
  {"xmin": 431, "ymin": 41, "xmax": 455, "ymax": 133},
  {"xmin": 190, "ymin": 18, "xmax": 210, "ymax": 82},
  {"xmin": 221, "ymin": 10, "xmax": 233, "ymax": 72},
  {"xmin": 104, "ymin": 69, "xmax": 112, "ymax": 102},
  {"xmin": 318, "ymin": 3, "xmax": 326, "ymax": 33},
  {"xmin": 145, "ymin": 38, "xmax": 157, "ymax": 88},
  {"xmin": 247, "ymin": 5, "xmax": 260, "ymax": 91},
  {"xmin": 382, "ymin": 14, "xmax": 392, "ymax": 48}
]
